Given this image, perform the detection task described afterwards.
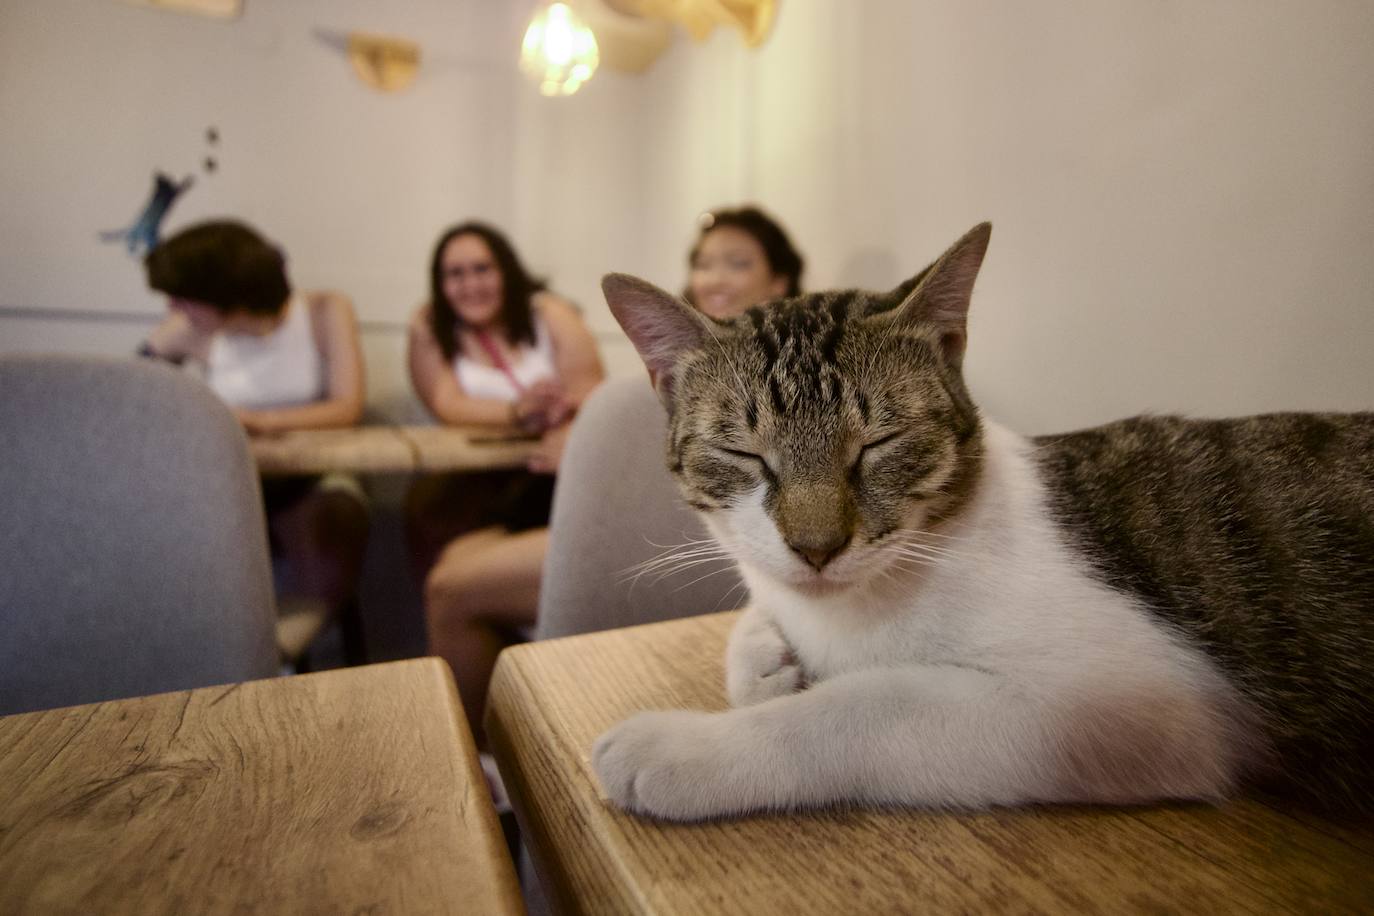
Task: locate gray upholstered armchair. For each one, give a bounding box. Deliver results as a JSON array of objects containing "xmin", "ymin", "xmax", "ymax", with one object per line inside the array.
[
  {"xmin": 0, "ymin": 354, "xmax": 278, "ymax": 715},
  {"xmin": 536, "ymin": 377, "xmax": 744, "ymax": 640}
]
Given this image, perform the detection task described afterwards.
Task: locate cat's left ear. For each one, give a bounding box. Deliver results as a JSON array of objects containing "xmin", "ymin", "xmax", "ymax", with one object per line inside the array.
[
  {"xmin": 891, "ymin": 222, "xmax": 991, "ymax": 369},
  {"xmin": 602, "ymin": 273, "xmax": 715, "ymax": 404}
]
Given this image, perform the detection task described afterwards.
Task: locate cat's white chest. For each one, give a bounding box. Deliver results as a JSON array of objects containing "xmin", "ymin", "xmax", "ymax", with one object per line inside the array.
[
  {"xmin": 750, "ymin": 574, "xmax": 967, "ymax": 678},
  {"xmin": 736, "ymin": 422, "xmax": 1188, "ymax": 686}
]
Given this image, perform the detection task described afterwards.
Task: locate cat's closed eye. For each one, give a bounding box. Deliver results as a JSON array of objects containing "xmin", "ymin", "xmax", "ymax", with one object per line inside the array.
[
  {"xmin": 861, "ymin": 431, "xmax": 902, "ymax": 456},
  {"xmin": 715, "ymin": 446, "xmax": 776, "ymax": 479},
  {"xmin": 850, "ymin": 431, "xmax": 903, "ymax": 474}
]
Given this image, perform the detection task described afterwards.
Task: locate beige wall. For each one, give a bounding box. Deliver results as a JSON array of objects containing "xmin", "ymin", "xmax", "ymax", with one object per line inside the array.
[
  {"xmin": 525, "ymin": 0, "xmax": 1374, "ymax": 432},
  {"xmin": 0, "ymin": 0, "xmax": 525, "ymax": 413},
  {"xmin": 4, "ymin": 0, "xmax": 1372, "ymax": 431}
]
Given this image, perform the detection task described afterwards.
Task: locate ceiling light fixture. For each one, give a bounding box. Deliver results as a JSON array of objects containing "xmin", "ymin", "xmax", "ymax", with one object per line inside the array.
[{"xmin": 520, "ymin": 2, "xmax": 601, "ymax": 97}]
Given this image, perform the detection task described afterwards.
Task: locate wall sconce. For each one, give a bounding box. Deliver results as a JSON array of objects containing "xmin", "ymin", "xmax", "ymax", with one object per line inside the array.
[{"xmin": 520, "ymin": 3, "xmax": 601, "ymax": 97}]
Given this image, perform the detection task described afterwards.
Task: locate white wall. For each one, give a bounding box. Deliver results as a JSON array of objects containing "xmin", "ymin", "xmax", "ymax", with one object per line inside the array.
[
  {"xmin": 5, "ymin": 1, "xmax": 1373, "ymax": 432},
  {"xmin": 0, "ymin": 0, "xmax": 524, "ymax": 412},
  {"xmin": 522, "ymin": 0, "xmax": 1374, "ymax": 433}
]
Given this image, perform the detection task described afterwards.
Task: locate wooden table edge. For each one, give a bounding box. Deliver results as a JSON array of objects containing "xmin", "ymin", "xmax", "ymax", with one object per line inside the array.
[
  {"xmin": 415, "ymin": 656, "xmax": 526, "ymax": 914},
  {"xmin": 482, "ymin": 618, "xmax": 1374, "ymax": 914},
  {"xmin": 489, "ymin": 646, "xmax": 653, "ymax": 915},
  {"xmin": 0, "ymin": 658, "xmax": 527, "ymax": 916}
]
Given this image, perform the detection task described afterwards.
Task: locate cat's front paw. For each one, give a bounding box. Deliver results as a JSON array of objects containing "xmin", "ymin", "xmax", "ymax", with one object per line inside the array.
[
  {"xmin": 726, "ymin": 625, "xmax": 807, "ymax": 708},
  {"xmin": 592, "ymin": 710, "xmax": 740, "ymax": 821}
]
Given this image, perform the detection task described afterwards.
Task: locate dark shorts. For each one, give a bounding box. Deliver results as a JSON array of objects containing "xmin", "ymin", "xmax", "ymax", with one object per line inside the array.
[{"xmin": 406, "ymin": 470, "xmax": 556, "ymax": 570}]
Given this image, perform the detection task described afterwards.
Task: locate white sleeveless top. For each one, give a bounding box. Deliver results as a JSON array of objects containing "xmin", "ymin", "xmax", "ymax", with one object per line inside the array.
[
  {"xmin": 454, "ymin": 314, "xmax": 557, "ymax": 401},
  {"xmin": 206, "ymin": 296, "xmax": 325, "ymax": 409}
]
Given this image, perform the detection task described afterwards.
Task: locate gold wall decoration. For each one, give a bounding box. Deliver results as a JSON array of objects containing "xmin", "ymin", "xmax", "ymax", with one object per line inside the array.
[
  {"xmin": 603, "ymin": 0, "xmax": 775, "ymax": 47},
  {"xmin": 120, "ymin": 0, "xmax": 242, "ymax": 19},
  {"xmin": 572, "ymin": 0, "xmax": 671, "ymax": 73},
  {"xmin": 314, "ymin": 29, "xmax": 421, "ymax": 94},
  {"xmin": 347, "ymin": 33, "xmax": 421, "ymax": 93}
]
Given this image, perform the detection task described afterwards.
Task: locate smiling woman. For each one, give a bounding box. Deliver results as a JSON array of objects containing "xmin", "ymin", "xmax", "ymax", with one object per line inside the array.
[
  {"xmin": 405, "ymin": 221, "xmax": 604, "ymax": 746},
  {"xmin": 685, "ymin": 206, "xmax": 804, "ymax": 319}
]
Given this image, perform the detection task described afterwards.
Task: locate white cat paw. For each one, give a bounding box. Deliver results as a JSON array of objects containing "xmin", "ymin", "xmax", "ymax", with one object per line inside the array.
[
  {"xmin": 726, "ymin": 628, "xmax": 807, "ymax": 707},
  {"xmin": 592, "ymin": 710, "xmax": 737, "ymax": 821}
]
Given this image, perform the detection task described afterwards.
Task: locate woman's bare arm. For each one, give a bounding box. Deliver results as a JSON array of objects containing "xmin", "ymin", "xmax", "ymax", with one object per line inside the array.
[
  {"xmin": 535, "ymin": 291, "xmax": 605, "ymax": 408},
  {"xmin": 407, "ymin": 305, "xmax": 519, "ymax": 428}
]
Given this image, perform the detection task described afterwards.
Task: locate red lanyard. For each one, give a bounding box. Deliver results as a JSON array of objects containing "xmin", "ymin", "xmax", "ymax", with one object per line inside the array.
[{"xmin": 474, "ymin": 329, "xmax": 526, "ymax": 394}]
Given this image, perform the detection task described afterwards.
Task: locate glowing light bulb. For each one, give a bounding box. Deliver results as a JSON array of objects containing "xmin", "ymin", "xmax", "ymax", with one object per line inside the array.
[{"xmin": 520, "ymin": 2, "xmax": 600, "ymax": 97}]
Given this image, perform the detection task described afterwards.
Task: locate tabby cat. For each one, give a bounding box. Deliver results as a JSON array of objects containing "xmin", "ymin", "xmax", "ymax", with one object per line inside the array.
[{"xmin": 593, "ymin": 223, "xmax": 1374, "ymax": 821}]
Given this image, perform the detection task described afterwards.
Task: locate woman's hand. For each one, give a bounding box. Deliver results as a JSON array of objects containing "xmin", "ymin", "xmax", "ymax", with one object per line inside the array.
[
  {"xmin": 513, "ymin": 380, "xmax": 570, "ymax": 434},
  {"xmin": 233, "ymin": 407, "xmax": 279, "ymax": 437},
  {"xmin": 528, "ymin": 422, "xmax": 572, "ymax": 475},
  {"xmin": 144, "ymin": 311, "xmax": 212, "ymax": 362}
]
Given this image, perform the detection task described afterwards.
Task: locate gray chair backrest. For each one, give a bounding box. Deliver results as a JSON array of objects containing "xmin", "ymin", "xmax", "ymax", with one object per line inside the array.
[
  {"xmin": 537, "ymin": 377, "xmax": 745, "ymax": 640},
  {"xmin": 0, "ymin": 354, "xmax": 279, "ymax": 715}
]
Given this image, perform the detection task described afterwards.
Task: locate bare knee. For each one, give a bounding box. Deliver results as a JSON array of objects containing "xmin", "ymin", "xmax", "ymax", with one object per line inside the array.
[
  {"xmin": 425, "ymin": 560, "xmax": 479, "ymax": 627},
  {"xmin": 424, "ymin": 534, "xmax": 498, "ymax": 631}
]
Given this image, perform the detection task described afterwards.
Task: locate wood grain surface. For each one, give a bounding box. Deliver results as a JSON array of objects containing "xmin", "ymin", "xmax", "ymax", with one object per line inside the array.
[
  {"xmin": 487, "ymin": 612, "xmax": 1374, "ymax": 915},
  {"xmin": 0, "ymin": 659, "xmax": 522, "ymax": 916},
  {"xmin": 249, "ymin": 425, "xmax": 536, "ymax": 476}
]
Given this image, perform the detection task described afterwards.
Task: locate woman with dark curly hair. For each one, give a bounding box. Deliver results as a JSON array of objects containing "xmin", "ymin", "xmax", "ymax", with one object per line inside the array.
[{"xmin": 140, "ymin": 219, "xmax": 370, "ymax": 661}]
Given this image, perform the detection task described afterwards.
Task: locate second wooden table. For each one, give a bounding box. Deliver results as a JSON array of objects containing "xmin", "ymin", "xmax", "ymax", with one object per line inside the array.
[
  {"xmin": 488, "ymin": 612, "xmax": 1374, "ymax": 914},
  {"xmin": 249, "ymin": 425, "xmax": 537, "ymax": 476}
]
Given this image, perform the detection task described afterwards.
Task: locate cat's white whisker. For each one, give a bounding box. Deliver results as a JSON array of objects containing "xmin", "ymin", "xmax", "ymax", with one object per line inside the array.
[
  {"xmin": 620, "ymin": 543, "xmax": 734, "ymax": 591},
  {"xmin": 710, "ymin": 579, "xmax": 751, "ymax": 614},
  {"xmin": 885, "ymin": 539, "xmax": 964, "ymax": 562},
  {"xmin": 672, "ymin": 563, "xmax": 746, "ymax": 594},
  {"xmin": 640, "ymin": 534, "xmax": 719, "ymax": 551},
  {"xmin": 627, "ymin": 554, "xmax": 730, "ymax": 582},
  {"xmin": 887, "ymin": 548, "xmax": 951, "ymax": 567},
  {"xmin": 887, "ymin": 542, "xmax": 966, "ymax": 561},
  {"xmin": 885, "ymin": 554, "xmax": 940, "ymax": 572},
  {"xmin": 890, "ymin": 535, "xmax": 959, "ymax": 551},
  {"xmin": 633, "ymin": 543, "xmax": 729, "ymax": 564},
  {"xmin": 895, "ymin": 527, "xmax": 972, "ymax": 543}
]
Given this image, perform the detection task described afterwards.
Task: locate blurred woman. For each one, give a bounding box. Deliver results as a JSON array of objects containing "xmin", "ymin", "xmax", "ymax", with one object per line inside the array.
[
  {"xmin": 422, "ymin": 208, "xmax": 804, "ymax": 753},
  {"xmin": 685, "ymin": 205, "xmax": 804, "ymax": 319},
  {"xmin": 408, "ymin": 222, "xmax": 603, "ymax": 742},
  {"xmin": 141, "ymin": 220, "xmax": 369, "ymax": 658}
]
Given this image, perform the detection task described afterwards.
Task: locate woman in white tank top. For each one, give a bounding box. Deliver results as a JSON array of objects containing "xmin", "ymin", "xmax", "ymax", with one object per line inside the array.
[
  {"xmin": 407, "ymin": 221, "xmax": 604, "ymax": 746},
  {"xmin": 141, "ymin": 220, "xmax": 369, "ymax": 662}
]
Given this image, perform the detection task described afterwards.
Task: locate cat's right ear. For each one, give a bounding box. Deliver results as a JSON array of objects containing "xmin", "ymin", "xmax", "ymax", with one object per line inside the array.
[{"xmin": 602, "ymin": 273, "xmax": 713, "ymax": 404}]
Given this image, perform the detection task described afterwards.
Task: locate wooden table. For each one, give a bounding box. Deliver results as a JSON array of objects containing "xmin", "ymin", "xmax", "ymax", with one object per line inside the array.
[
  {"xmin": 487, "ymin": 612, "xmax": 1374, "ymax": 915},
  {"xmin": 249, "ymin": 425, "xmax": 538, "ymax": 476},
  {"xmin": 0, "ymin": 659, "xmax": 523, "ymax": 915}
]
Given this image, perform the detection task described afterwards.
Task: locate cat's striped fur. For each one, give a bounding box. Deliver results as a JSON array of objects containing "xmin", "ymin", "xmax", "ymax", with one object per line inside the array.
[{"xmin": 594, "ymin": 223, "xmax": 1373, "ymax": 820}]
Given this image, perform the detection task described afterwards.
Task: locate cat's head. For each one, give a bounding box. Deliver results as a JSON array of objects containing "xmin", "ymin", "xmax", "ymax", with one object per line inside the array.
[{"xmin": 604, "ymin": 223, "xmax": 990, "ymax": 594}]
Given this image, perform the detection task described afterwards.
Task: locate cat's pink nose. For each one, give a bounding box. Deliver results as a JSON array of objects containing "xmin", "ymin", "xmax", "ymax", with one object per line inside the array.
[{"xmin": 790, "ymin": 536, "xmax": 851, "ymax": 571}]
